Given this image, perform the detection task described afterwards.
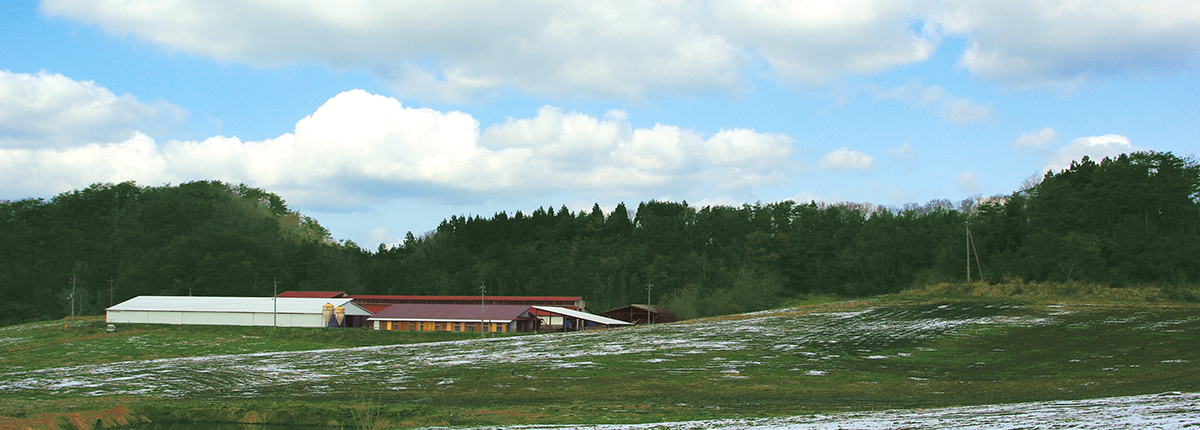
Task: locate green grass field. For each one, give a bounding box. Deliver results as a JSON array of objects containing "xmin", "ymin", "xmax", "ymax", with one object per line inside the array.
[{"xmin": 1, "ymin": 292, "xmax": 1198, "ymax": 429}]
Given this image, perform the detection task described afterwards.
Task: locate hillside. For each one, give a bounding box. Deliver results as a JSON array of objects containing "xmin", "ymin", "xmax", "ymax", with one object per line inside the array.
[
  {"xmin": 3, "ymin": 151, "xmax": 1199, "ymax": 326},
  {"xmin": 1, "ymin": 296, "xmax": 1197, "ymax": 428}
]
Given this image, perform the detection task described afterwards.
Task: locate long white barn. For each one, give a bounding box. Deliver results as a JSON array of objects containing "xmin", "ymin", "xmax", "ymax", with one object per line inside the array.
[{"xmin": 106, "ymin": 296, "xmax": 373, "ymax": 328}]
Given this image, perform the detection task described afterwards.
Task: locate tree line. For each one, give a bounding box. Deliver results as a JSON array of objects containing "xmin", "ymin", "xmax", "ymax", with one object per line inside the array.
[{"xmin": 1, "ymin": 151, "xmax": 1196, "ymax": 325}]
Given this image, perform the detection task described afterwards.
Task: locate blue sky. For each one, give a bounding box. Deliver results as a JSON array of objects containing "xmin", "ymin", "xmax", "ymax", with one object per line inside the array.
[{"xmin": 2, "ymin": 0, "xmax": 1198, "ymax": 248}]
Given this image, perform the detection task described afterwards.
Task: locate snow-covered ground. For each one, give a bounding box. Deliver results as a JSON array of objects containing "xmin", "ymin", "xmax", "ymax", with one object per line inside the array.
[
  {"xmin": 448, "ymin": 391, "xmax": 1200, "ymax": 429},
  {"xmin": 1, "ymin": 302, "xmax": 1197, "ymax": 428},
  {"xmin": 0, "ymin": 303, "xmax": 1061, "ymax": 398}
]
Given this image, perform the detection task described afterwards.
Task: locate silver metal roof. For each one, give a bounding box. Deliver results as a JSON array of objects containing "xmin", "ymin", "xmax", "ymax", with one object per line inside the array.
[
  {"xmin": 106, "ymin": 296, "xmax": 373, "ymax": 316},
  {"xmin": 531, "ymin": 306, "xmax": 632, "ymax": 326}
]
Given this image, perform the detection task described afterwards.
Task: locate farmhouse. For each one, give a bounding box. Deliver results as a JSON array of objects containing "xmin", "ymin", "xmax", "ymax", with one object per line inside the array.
[
  {"xmin": 601, "ymin": 304, "xmax": 678, "ymax": 324},
  {"xmin": 368, "ymin": 303, "xmax": 542, "ymax": 332},
  {"xmin": 106, "ymin": 296, "xmax": 373, "ymax": 328}
]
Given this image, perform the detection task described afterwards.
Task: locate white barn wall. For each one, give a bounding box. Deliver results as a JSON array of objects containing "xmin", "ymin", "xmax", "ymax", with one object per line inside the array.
[{"xmin": 106, "ymin": 296, "xmax": 372, "ymax": 328}]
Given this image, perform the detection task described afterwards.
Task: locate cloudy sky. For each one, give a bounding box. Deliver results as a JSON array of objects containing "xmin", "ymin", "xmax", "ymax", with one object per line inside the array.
[{"xmin": 3, "ymin": 0, "xmax": 1198, "ymax": 248}]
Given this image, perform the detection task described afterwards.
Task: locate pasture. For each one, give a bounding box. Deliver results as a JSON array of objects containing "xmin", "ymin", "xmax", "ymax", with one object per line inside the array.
[{"xmin": 1, "ymin": 297, "xmax": 1197, "ymax": 428}]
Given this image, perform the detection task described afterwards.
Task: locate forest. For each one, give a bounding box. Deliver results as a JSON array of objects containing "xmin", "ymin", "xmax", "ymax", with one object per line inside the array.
[{"xmin": 1, "ymin": 151, "xmax": 1197, "ymax": 325}]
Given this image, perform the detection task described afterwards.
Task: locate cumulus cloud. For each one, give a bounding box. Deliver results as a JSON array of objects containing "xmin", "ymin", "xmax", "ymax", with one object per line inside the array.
[
  {"xmin": 41, "ymin": 0, "xmax": 744, "ymax": 101},
  {"xmin": 819, "ymin": 148, "xmax": 875, "ymax": 171},
  {"xmin": 870, "ymin": 82, "xmax": 995, "ymax": 125},
  {"xmin": 1044, "ymin": 134, "xmax": 1142, "ymax": 172},
  {"xmin": 0, "ymin": 70, "xmax": 183, "ymax": 148},
  {"xmin": 0, "ymin": 83, "xmax": 797, "ymax": 208},
  {"xmin": 39, "ymin": 1, "xmax": 1200, "ymax": 97},
  {"xmin": 369, "ymin": 228, "xmax": 400, "ymax": 248},
  {"xmin": 935, "ymin": 0, "xmax": 1200, "ymax": 86},
  {"xmin": 710, "ymin": 0, "xmax": 937, "ymax": 85},
  {"xmin": 1012, "ymin": 128, "xmax": 1059, "ymax": 149}
]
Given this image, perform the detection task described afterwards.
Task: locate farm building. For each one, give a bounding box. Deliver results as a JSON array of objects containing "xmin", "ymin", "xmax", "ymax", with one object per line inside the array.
[
  {"xmin": 601, "ymin": 304, "xmax": 678, "ymax": 324},
  {"xmin": 368, "ymin": 304, "xmax": 542, "ymax": 333},
  {"xmin": 347, "ymin": 294, "xmax": 585, "ymax": 314},
  {"xmin": 276, "ymin": 291, "xmax": 586, "ymax": 315},
  {"xmin": 367, "ymin": 304, "xmax": 632, "ymax": 332},
  {"xmin": 275, "ymin": 291, "xmax": 348, "ymax": 298},
  {"xmin": 531, "ymin": 306, "xmax": 632, "ymax": 330},
  {"xmin": 106, "ymin": 296, "xmax": 373, "ymax": 328}
]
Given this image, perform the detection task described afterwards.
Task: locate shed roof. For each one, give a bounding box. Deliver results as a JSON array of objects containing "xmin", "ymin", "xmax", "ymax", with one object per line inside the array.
[
  {"xmin": 352, "ymin": 295, "xmax": 581, "ymax": 302},
  {"xmin": 107, "ymin": 296, "xmax": 372, "ymax": 316},
  {"xmin": 532, "ymin": 306, "xmax": 632, "ymax": 326},
  {"xmin": 276, "ymin": 291, "xmax": 347, "ymax": 298},
  {"xmin": 368, "ymin": 303, "xmax": 534, "ymax": 323},
  {"xmin": 600, "ymin": 304, "xmax": 679, "ymax": 323}
]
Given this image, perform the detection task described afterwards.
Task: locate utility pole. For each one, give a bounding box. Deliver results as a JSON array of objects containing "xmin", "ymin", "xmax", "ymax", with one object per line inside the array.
[
  {"xmin": 108, "ymin": 277, "xmax": 115, "ymax": 307},
  {"xmin": 970, "ymin": 227, "xmax": 984, "ymax": 282},
  {"xmin": 67, "ymin": 274, "xmax": 78, "ymax": 328},
  {"xmin": 273, "ymin": 277, "xmax": 281, "ymax": 329},
  {"xmin": 479, "ymin": 283, "xmax": 486, "ymax": 338},
  {"xmin": 965, "ymin": 221, "xmax": 984, "ymax": 282},
  {"xmin": 646, "ymin": 283, "xmax": 654, "ymax": 324}
]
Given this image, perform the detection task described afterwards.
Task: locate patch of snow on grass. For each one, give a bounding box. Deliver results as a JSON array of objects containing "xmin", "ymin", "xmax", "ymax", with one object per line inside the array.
[
  {"xmin": 0, "ymin": 303, "xmax": 1097, "ymax": 399},
  {"xmin": 454, "ymin": 392, "xmax": 1200, "ymax": 429}
]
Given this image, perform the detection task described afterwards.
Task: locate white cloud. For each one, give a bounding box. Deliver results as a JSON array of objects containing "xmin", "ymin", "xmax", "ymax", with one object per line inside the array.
[
  {"xmin": 956, "ymin": 171, "xmax": 979, "ymax": 192},
  {"xmin": 1044, "ymin": 134, "xmax": 1141, "ymax": 172},
  {"xmin": 0, "ymin": 70, "xmax": 183, "ymax": 148},
  {"xmin": 871, "ymin": 82, "xmax": 995, "ymax": 125},
  {"xmin": 40, "ymin": 1, "xmax": 1200, "ymax": 97},
  {"xmin": 934, "ymin": 0, "xmax": 1200, "ymax": 86},
  {"xmin": 42, "ymin": 0, "xmax": 744, "ymax": 101},
  {"xmin": 941, "ymin": 97, "xmax": 995, "ymax": 125},
  {"xmin": 789, "ymin": 191, "xmax": 824, "ymax": 204},
  {"xmin": 819, "ymin": 148, "xmax": 875, "ymax": 171},
  {"xmin": 0, "ymin": 133, "xmax": 169, "ymax": 196},
  {"xmin": 369, "ymin": 228, "xmax": 400, "ymax": 248},
  {"xmin": 0, "ymin": 81, "xmax": 797, "ymax": 208},
  {"xmin": 887, "ymin": 142, "xmax": 913, "ymax": 160},
  {"xmin": 1012, "ymin": 128, "xmax": 1059, "ymax": 149},
  {"xmin": 710, "ymin": 0, "xmax": 937, "ymax": 85}
]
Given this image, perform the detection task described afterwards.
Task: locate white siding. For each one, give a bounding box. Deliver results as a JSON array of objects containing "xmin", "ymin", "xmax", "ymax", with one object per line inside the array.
[
  {"xmin": 105, "ymin": 296, "xmax": 374, "ymax": 328},
  {"xmin": 147, "ymin": 311, "xmax": 181, "ymax": 324}
]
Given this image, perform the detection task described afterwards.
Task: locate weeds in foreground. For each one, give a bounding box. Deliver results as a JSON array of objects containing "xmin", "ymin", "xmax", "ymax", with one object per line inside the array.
[
  {"xmin": 0, "ymin": 405, "xmax": 145, "ymax": 430},
  {"xmin": 351, "ymin": 393, "xmax": 387, "ymax": 430},
  {"xmin": 905, "ymin": 279, "xmax": 1200, "ymax": 303}
]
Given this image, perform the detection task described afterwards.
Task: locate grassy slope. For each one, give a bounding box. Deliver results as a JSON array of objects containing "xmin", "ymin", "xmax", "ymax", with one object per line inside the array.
[
  {"xmin": 0, "ymin": 316, "xmax": 518, "ymax": 372},
  {"xmin": 1, "ymin": 295, "xmax": 1198, "ymax": 429}
]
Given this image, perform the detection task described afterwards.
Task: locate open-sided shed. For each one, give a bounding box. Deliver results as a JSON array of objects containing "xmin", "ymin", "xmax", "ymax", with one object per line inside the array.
[
  {"xmin": 106, "ymin": 296, "xmax": 373, "ymax": 328},
  {"xmin": 532, "ymin": 306, "xmax": 633, "ymax": 330},
  {"xmin": 600, "ymin": 304, "xmax": 678, "ymax": 324}
]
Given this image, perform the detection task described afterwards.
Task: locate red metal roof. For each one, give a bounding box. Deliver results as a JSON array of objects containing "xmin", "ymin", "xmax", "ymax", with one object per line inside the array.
[
  {"xmin": 275, "ymin": 291, "xmax": 348, "ymax": 298},
  {"xmin": 359, "ymin": 304, "xmax": 391, "ymax": 315},
  {"xmin": 369, "ymin": 303, "xmax": 535, "ymax": 322},
  {"xmin": 351, "ymin": 295, "xmax": 580, "ymax": 302}
]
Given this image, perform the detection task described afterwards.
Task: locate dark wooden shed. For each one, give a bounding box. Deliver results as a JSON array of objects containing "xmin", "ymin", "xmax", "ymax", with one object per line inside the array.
[{"xmin": 600, "ymin": 304, "xmax": 678, "ymax": 324}]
